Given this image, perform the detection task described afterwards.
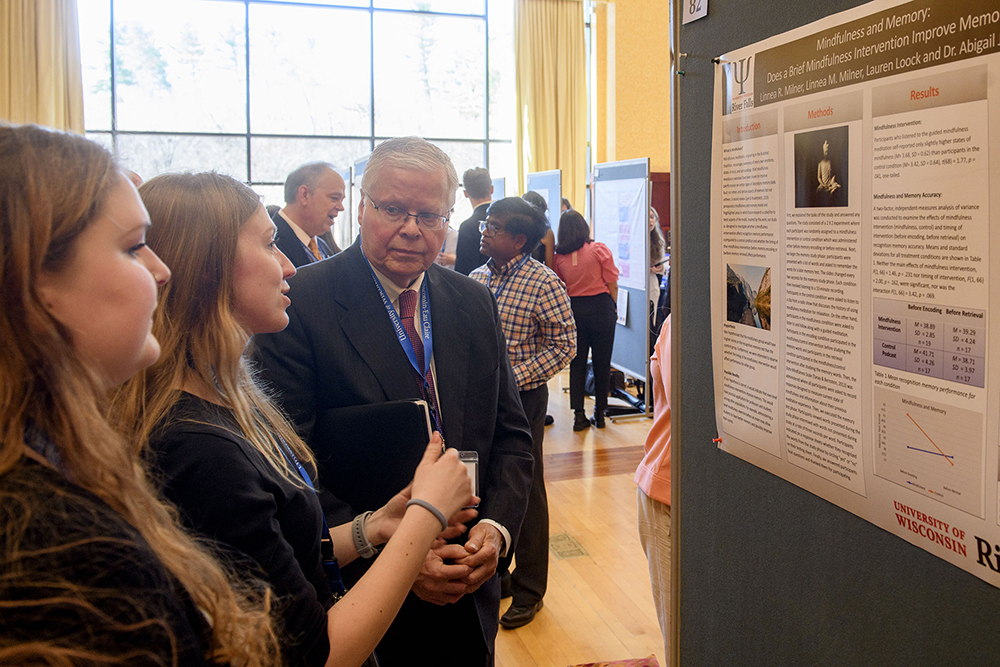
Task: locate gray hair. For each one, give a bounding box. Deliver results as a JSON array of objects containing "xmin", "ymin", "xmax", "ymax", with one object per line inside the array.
[
  {"xmin": 283, "ymin": 161, "xmax": 337, "ymax": 204},
  {"xmin": 462, "ymin": 167, "xmax": 492, "ymax": 199},
  {"xmin": 361, "ymin": 137, "xmax": 458, "ymax": 208}
]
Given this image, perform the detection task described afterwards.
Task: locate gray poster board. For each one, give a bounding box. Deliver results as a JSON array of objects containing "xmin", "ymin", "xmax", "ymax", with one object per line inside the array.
[
  {"xmin": 592, "ymin": 158, "xmax": 649, "ymax": 386},
  {"xmin": 492, "ymin": 176, "xmax": 506, "ymax": 199},
  {"xmin": 675, "ymin": 0, "xmax": 1000, "ymax": 664}
]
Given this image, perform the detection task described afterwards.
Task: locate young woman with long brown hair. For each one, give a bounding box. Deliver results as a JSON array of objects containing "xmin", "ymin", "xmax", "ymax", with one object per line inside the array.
[
  {"xmin": 111, "ymin": 172, "xmax": 475, "ymax": 667},
  {"xmin": 0, "ymin": 124, "xmax": 280, "ymax": 666}
]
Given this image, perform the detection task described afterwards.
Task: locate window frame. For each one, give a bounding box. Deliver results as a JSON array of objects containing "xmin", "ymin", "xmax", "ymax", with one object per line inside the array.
[{"xmin": 82, "ymin": 0, "xmax": 511, "ymax": 196}]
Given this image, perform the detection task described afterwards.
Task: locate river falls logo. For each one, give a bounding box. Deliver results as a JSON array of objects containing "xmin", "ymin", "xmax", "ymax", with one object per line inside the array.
[
  {"xmin": 727, "ymin": 55, "xmax": 755, "ymax": 113},
  {"xmin": 734, "ymin": 57, "xmax": 752, "ymax": 94}
]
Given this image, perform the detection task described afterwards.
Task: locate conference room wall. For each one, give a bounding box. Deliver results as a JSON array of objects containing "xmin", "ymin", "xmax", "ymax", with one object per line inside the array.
[{"xmin": 592, "ymin": 0, "xmax": 671, "ymax": 173}]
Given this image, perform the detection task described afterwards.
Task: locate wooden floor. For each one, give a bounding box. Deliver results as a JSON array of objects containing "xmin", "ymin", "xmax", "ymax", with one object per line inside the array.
[{"xmin": 496, "ymin": 372, "xmax": 666, "ymax": 667}]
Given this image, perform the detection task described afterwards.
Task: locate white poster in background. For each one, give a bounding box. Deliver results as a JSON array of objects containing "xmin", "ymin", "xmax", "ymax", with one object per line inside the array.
[
  {"xmin": 710, "ymin": 0, "xmax": 1000, "ymax": 588},
  {"xmin": 594, "ymin": 177, "xmax": 647, "ymax": 291},
  {"xmin": 533, "ymin": 188, "xmax": 551, "ymax": 214}
]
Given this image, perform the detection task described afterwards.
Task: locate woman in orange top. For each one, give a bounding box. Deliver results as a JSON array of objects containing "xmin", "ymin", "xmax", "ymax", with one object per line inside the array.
[
  {"xmin": 553, "ymin": 210, "xmax": 619, "ymax": 431},
  {"xmin": 635, "ymin": 315, "xmax": 672, "ymax": 660}
]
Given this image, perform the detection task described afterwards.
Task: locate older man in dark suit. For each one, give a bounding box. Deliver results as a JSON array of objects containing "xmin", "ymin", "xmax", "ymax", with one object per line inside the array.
[
  {"xmin": 253, "ymin": 137, "xmax": 533, "ymax": 667},
  {"xmin": 273, "ymin": 161, "xmax": 345, "ymax": 267}
]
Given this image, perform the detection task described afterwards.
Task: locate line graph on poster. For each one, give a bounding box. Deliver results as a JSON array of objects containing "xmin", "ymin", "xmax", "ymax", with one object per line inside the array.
[
  {"xmin": 873, "ymin": 388, "xmax": 985, "ymax": 517},
  {"xmin": 873, "ymin": 387, "xmax": 984, "ymax": 518}
]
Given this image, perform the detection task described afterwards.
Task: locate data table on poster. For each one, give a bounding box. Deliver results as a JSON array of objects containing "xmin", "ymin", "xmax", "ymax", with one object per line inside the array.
[{"xmin": 872, "ymin": 297, "xmax": 985, "ymax": 388}]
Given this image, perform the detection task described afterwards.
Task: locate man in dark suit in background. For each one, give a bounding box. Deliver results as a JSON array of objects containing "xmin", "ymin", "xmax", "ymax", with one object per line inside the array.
[
  {"xmin": 273, "ymin": 161, "xmax": 346, "ymax": 267},
  {"xmin": 254, "ymin": 137, "xmax": 533, "ymax": 667},
  {"xmin": 454, "ymin": 166, "xmax": 493, "ymax": 275}
]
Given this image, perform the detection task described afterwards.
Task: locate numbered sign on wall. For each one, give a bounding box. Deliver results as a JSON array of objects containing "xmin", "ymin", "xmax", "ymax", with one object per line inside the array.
[{"xmin": 683, "ymin": 0, "xmax": 707, "ymax": 24}]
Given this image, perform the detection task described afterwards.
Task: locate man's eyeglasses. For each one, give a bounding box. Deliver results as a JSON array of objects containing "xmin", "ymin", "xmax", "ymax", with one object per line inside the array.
[
  {"xmin": 367, "ymin": 194, "xmax": 450, "ymax": 230},
  {"xmin": 479, "ymin": 220, "xmax": 505, "ymax": 237}
]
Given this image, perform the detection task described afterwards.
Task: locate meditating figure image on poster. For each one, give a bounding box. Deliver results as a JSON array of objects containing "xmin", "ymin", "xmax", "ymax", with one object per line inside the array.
[{"xmin": 794, "ymin": 125, "xmax": 849, "ymax": 208}]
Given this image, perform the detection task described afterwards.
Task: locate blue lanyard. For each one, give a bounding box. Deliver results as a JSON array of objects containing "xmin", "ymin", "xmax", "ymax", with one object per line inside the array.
[
  {"xmin": 23, "ymin": 423, "xmax": 65, "ymax": 473},
  {"xmin": 360, "ymin": 248, "xmax": 444, "ymax": 436},
  {"xmin": 275, "ymin": 434, "xmax": 346, "ymax": 596},
  {"xmin": 275, "ymin": 434, "xmax": 315, "ymax": 491},
  {"xmin": 492, "ymin": 253, "xmax": 532, "ymax": 302},
  {"xmin": 361, "ymin": 249, "xmax": 434, "ymax": 379}
]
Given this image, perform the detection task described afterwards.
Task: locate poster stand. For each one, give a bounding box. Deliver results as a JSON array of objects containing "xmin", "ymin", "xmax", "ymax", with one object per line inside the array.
[
  {"xmin": 332, "ymin": 165, "xmax": 352, "ymax": 252},
  {"xmin": 351, "ymin": 155, "xmax": 369, "ymax": 245},
  {"xmin": 675, "ymin": 0, "xmax": 1000, "ymax": 663},
  {"xmin": 525, "ymin": 169, "xmax": 562, "ymax": 233},
  {"xmin": 592, "ymin": 158, "xmax": 652, "ymax": 420},
  {"xmin": 492, "ymin": 176, "xmax": 506, "ymax": 199}
]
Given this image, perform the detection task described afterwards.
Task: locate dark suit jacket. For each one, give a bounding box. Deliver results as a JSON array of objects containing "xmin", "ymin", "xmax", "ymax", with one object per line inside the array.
[
  {"xmin": 454, "ymin": 202, "xmax": 491, "ymax": 275},
  {"xmin": 272, "ymin": 210, "xmax": 333, "ymax": 268},
  {"xmin": 253, "ymin": 240, "xmax": 533, "ymax": 661}
]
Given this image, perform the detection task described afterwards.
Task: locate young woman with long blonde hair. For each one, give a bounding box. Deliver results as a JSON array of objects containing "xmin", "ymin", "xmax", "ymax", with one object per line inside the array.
[
  {"xmin": 0, "ymin": 124, "xmax": 280, "ymax": 666},
  {"xmin": 111, "ymin": 172, "xmax": 475, "ymax": 667}
]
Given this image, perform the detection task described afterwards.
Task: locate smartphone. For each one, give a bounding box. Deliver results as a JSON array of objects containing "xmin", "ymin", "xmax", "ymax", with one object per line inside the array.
[{"xmin": 458, "ymin": 451, "xmax": 479, "ymax": 507}]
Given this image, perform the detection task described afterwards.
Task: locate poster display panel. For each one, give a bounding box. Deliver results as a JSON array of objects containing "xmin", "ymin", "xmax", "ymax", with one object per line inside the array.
[
  {"xmin": 352, "ymin": 156, "xmax": 369, "ymax": 244},
  {"xmin": 710, "ymin": 0, "xmax": 1000, "ymax": 586},
  {"xmin": 492, "ymin": 177, "xmax": 506, "ymax": 199},
  {"xmin": 593, "ymin": 159, "xmax": 650, "ymax": 385},
  {"xmin": 526, "ymin": 169, "xmax": 562, "ymax": 234},
  {"xmin": 335, "ymin": 165, "xmax": 352, "ymax": 251},
  {"xmin": 594, "ymin": 176, "xmax": 648, "ymax": 291}
]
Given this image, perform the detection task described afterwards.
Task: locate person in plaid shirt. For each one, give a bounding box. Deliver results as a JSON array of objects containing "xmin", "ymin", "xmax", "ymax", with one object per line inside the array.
[{"xmin": 471, "ymin": 196, "xmax": 576, "ymax": 629}]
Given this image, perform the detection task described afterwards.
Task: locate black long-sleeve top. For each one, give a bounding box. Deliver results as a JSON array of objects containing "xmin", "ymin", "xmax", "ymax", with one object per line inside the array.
[
  {"xmin": 149, "ymin": 393, "xmax": 332, "ymax": 667},
  {"xmin": 0, "ymin": 458, "xmax": 209, "ymax": 665},
  {"xmin": 454, "ymin": 202, "xmax": 491, "ymax": 275}
]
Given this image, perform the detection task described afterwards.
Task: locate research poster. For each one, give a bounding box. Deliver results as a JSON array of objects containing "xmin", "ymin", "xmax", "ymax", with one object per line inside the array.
[
  {"xmin": 534, "ymin": 187, "xmax": 552, "ymax": 218},
  {"xmin": 710, "ymin": 0, "xmax": 1000, "ymax": 586},
  {"xmin": 594, "ymin": 176, "xmax": 648, "ymax": 291}
]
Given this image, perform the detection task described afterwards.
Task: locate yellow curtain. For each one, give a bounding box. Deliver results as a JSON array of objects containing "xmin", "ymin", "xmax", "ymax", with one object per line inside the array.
[
  {"xmin": 1, "ymin": 0, "xmax": 84, "ymax": 132},
  {"xmin": 514, "ymin": 0, "xmax": 587, "ymax": 212}
]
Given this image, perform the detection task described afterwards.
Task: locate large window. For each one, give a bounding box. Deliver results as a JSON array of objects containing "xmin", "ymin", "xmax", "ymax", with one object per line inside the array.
[{"xmin": 79, "ymin": 0, "xmax": 515, "ymax": 227}]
